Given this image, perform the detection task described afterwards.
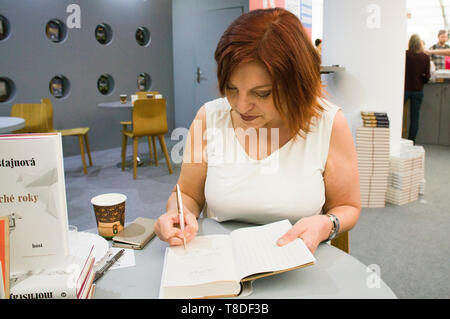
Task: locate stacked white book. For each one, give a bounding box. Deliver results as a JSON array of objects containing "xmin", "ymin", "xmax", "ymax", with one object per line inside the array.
[
  {"xmin": 356, "ymin": 127, "xmax": 390, "ymax": 208},
  {"xmin": 386, "ymin": 144, "xmax": 425, "ymax": 205}
]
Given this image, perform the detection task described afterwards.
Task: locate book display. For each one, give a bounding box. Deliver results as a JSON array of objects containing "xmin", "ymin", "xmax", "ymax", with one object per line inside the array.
[
  {"xmin": 0, "ymin": 133, "xmax": 69, "ymax": 273},
  {"xmin": 159, "ymin": 219, "xmax": 316, "ymax": 299},
  {"xmin": 356, "ymin": 112, "xmax": 390, "ymax": 208},
  {"xmin": 386, "ymin": 142, "xmax": 425, "ymax": 206},
  {"xmin": 0, "ymin": 133, "xmax": 101, "ymax": 299}
]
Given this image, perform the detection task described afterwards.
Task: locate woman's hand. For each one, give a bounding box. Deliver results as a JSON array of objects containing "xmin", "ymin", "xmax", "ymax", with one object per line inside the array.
[
  {"xmin": 276, "ymin": 215, "xmax": 332, "ymax": 254},
  {"xmin": 154, "ymin": 208, "xmax": 198, "ymax": 246}
]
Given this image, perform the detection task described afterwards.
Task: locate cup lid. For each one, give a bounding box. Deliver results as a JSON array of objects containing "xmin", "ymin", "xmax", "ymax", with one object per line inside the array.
[{"xmin": 91, "ymin": 193, "xmax": 127, "ymax": 206}]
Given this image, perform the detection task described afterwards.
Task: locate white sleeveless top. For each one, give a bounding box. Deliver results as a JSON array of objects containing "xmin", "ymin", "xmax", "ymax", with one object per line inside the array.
[{"xmin": 204, "ymin": 97, "xmax": 340, "ymax": 225}]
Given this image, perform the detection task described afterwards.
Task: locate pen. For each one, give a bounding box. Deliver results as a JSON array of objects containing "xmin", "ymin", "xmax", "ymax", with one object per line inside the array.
[
  {"xmin": 93, "ymin": 248, "xmax": 125, "ymax": 283},
  {"xmin": 176, "ymin": 184, "xmax": 187, "ymax": 250}
]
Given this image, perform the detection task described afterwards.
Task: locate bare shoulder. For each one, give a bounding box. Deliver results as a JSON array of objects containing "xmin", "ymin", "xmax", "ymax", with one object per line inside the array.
[
  {"xmin": 326, "ymin": 109, "xmax": 357, "ymax": 170},
  {"xmin": 190, "ymin": 105, "xmax": 207, "ymax": 132},
  {"xmin": 330, "ymin": 110, "xmax": 353, "ymax": 147},
  {"xmin": 195, "ymin": 104, "xmax": 207, "ymax": 120}
]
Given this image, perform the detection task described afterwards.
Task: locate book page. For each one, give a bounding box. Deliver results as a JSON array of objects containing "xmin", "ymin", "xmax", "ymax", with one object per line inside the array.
[
  {"xmin": 230, "ymin": 220, "xmax": 316, "ymax": 280},
  {"xmin": 161, "ymin": 235, "xmax": 239, "ymax": 287}
]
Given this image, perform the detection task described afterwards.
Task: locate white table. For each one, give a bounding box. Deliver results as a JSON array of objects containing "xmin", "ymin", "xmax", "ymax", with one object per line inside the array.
[
  {"xmin": 98, "ymin": 101, "xmax": 133, "ymax": 109},
  {"xmin": 0, "ymin": 117, "xmax": 25, "ymax": 134},
  {"xmin": 90, "ymin": 218, "xmax": 397, "ymax": 299}
]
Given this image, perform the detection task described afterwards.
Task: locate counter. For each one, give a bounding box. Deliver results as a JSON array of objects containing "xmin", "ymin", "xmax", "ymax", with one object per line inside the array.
[{"xmin": 414, "ymin": 81, "xmax": 450, "ymax": 146}]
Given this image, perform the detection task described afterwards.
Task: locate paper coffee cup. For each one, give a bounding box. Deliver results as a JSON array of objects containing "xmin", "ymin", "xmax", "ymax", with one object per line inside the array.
[{"xmin": 91, "ymin": 193, "xmax": 127, "ymax": 239}]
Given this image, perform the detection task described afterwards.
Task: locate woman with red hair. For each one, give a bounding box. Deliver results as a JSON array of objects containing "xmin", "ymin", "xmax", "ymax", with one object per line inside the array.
[{"xmin": 155, "ymin": 8, "xmax": 360, "ymax": 254}]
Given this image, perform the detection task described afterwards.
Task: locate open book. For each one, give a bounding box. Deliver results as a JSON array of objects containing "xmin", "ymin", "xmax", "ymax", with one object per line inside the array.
[{"xmin": 159, "ymin": 219, "xmax": 316, "ymax": 299}]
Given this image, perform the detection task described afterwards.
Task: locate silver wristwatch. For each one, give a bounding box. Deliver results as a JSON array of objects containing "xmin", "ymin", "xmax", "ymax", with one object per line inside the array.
[{"xmin": 326, "ymin": 213, "xmax": 340, "ymax": 241}]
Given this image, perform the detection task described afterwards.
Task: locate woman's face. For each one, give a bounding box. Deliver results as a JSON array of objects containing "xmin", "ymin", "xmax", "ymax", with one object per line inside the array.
[{"xmin": 226, "ymin": 61, "xmax": 285, "ymax": 130}]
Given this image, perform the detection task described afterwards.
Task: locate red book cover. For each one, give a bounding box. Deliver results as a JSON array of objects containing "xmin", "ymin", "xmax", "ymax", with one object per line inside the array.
[{"xmin": 0, "ymin": 216, "xmax": 10, "ymax": 298}]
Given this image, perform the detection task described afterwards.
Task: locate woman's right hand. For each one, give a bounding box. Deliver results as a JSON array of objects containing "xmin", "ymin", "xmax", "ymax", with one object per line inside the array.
[{"xmin": 154, "ymin": 208, "xmax": 198, "ymax": 246}]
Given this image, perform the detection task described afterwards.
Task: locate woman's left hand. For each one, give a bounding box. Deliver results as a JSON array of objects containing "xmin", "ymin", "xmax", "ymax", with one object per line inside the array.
[{"xmin": 276, "ymin": 215, "xmax": 332, "ymax": 254}]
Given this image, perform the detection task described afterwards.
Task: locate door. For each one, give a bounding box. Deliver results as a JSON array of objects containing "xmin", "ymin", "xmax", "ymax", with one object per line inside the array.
[
  {"xmin": 173, "ymin": 0, "xmax": 248, "ymax": 129},
  {"xmin": 195, "ymin": 6, "xmax": 244, "ymax": 109}
]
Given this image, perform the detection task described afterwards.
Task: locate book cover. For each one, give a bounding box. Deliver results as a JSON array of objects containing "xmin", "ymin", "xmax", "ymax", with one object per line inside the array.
[{"xmin": 0, "ymin": 133, "xmax": 69, "ymax": 273}]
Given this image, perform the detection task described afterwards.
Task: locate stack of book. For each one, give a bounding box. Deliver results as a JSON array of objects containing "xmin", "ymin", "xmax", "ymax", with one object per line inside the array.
[
  {"xmin": 9, "ymin": 247, "xmax": 96, "ymax": 299},
  {"xmin": 361, "ymin": 112, "xmax": 390, "ymax": 128},
  {"xmin": 356, "ymin": 112, "xmax": 390, "ymax": 208},
  {"xmin": 386, "ymin": 145, "xmax": 425, "ymax": 206}
]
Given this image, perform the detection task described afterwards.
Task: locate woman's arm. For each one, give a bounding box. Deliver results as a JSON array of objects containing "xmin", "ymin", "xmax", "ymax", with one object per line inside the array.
[
  {"xmin": 155, "ymin": 106, "xmax": 208, "ymax": 245},
  {"xmin": 277, "ymin": 110, "xmax": 361, "ymax": 253},
  {"xmin": 322, "ymin": 110, "xmax": 361, "ymax": 235}
]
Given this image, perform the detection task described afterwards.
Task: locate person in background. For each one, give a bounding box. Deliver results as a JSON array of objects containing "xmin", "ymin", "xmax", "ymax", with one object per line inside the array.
[
  {"xmin": 315, "ymin": 38, "xmax": 322, "ymax": 61},
  {"xmin": 404, "ymin": 34, "xmax": 431, "ymax": 143},
  {"xmin": 429, "ymin": 30, "xmax": 449, "ymax": 70}
]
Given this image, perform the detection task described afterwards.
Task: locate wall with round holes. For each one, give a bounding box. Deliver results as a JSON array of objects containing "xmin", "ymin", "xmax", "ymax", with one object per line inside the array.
[{"xmin": 0, "ymin": 1, "xmax": 174, "ymax": 156}]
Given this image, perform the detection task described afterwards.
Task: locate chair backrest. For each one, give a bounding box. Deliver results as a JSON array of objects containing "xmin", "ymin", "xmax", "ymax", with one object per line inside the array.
[
  {"xmin": 132, "ymin": 98, "xmax": 168, "ymax": 137},
  {"xmin": 40, "ymin": 98, "xmax": 57, "ymax": 132},
  {"xmin": 10, "ymin": 103, "xmax": 51, "ymax": 133},
  {"xmin": 331, "ymin": 231, "xmax": 349, "ymax": 254}
]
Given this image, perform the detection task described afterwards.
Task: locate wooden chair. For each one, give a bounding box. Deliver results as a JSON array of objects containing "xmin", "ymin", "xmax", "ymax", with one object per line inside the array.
[
  {"xmin": 120, "ymin": 91, "xmax": 160, "ymax": 163},
  {"xmin": 40, "ymin": 98, "xmax": 93, "ymax": 175},
  {"xmin": 11, "ymin": 100, "xmax": 92, "ymax": 174},
  {"xmin": 11, "ymin": 103, "xmax": 52, "ymax": 133},
  {"xmin": 121, "ymin": 98, "xmax": 173, "ymax": 179},
  {"xmin": 331, "ymin": 231, "xmax": 349, "ymax": 254}
]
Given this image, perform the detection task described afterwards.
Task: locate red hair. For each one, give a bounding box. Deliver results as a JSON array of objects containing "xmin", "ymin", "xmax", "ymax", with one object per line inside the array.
[{"xmin": 214, "ymin": 8, "xmax": 323, "ymax": 137}]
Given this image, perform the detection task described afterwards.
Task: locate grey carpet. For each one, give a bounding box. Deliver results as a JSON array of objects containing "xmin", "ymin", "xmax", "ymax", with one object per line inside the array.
[{"xmin": 63, "ymin": 138, "xmax": 450, "ymax": 299}]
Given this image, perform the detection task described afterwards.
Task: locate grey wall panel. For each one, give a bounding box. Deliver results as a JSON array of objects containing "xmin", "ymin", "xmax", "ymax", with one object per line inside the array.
[
  {"xmin": 416, "ymin": 83, "xmax": 442, "ymax": 145},
  {"xmin": 0, "ymin": 0, "xmax": 174, "ymax": 156}
]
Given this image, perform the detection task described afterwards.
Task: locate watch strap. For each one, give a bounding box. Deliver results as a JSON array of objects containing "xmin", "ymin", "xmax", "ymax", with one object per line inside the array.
[{"xmin": 326, "ymin": 213, "xmax": 340, "ymax": 241}]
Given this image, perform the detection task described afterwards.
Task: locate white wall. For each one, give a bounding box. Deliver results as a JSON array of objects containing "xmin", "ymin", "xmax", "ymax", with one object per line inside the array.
[
  {"xmin": 311, "ymin": 0, "xmax": 323, "ymax": 42},
  {"xmin": 322, "ymin": 0, "xmax": 407, "ymax": 155}
]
